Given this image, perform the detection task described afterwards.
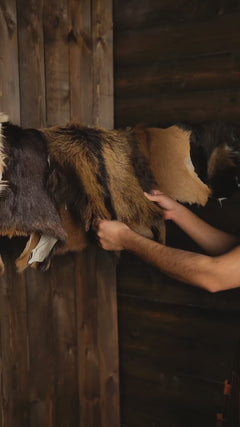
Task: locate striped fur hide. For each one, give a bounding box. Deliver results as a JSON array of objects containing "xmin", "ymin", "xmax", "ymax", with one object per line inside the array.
[{"xmin": 43, "ymin": 124, "xmax": 165, "ymax": 241}]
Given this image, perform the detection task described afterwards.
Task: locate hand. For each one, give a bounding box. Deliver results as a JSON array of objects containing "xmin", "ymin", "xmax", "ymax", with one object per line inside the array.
[
  {"xmin": 97, "ymin": 219, "xmax": 130, "ymax": 251},
  {"xmin": 144, "ymin": 190, "xmax": 180, "ymax": 220}
]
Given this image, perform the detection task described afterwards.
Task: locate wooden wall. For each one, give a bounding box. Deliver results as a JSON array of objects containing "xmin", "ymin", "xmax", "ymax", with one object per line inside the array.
[
  {"xmin": 113, "ymin": 1, "xmax": 240, "ymax": 426},
  {"xmin": 0, "ymin": 1, "xmax": 119, "ymax": 427},
  {"xmin": 114, "ymin": 0, "xmax": 240, "ymax": 127}
]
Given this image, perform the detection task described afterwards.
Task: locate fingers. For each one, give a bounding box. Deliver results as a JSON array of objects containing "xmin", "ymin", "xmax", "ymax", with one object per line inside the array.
[{"xmin": 144, "ymin": 190, "xmax": 164, "ymax": 201}]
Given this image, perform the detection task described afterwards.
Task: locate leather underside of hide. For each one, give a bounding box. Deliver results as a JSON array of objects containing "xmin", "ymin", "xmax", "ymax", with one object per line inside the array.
[{"xmin": 135, "ymin": 125, "xmax": 211, "ymax": 205}]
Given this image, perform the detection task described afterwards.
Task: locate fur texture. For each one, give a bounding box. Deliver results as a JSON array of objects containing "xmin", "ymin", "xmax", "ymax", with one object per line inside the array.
[
  {"xmin": 43, "ymin": 124, "xmax": 165, "ymax": 243},
  {"xmin": 0, "ymin": 122, "xmax": 66, "ymax": 240},
  {"xmin": 182, "ymin": 121, "xmax": 240, "ymax": 198}
]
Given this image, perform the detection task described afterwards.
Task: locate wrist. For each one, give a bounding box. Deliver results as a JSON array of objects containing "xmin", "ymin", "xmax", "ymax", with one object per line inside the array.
[
  {"xmin": 119, "ymin": 227, "xmax": 136, "ymax": 250},
  {"xmin": 167, "ymin": 201, "xmax": 184, "ymax": 222}
]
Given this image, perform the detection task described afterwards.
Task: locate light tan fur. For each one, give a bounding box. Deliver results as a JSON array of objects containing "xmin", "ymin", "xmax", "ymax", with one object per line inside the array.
[
  {"xmin": 0, "ymin": 254, "xmax": 4, "ymax": 276},
  {"xmin": 0, "ymin": 122, "xmax": 8, "ymax": 190},
  {"xmin": 15, "ymin": 232, "xmax": 41, "ymax": 273},
  {"xmin": 136, "ymin": 125, "xmax": 211, "ymax": 205}
]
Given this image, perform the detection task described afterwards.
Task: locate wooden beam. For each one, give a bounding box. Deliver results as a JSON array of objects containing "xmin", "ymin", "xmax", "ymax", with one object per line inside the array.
[
  {"xmin": 44, "ymin": 0, "xmax": 70, "ymax": 126},
  {"xmin": 76, "ymin": 245, "xmax": 120, "ymax": 427},
  {"xmin": 0, "ymin": 0, "xmax": 20, "ymax": 123},
  {"xmin": 17, "ymin": 0, "xmax": 46, "ymax": 127}
]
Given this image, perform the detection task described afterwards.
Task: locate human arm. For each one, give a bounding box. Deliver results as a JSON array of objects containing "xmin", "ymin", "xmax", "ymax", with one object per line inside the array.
[
  {"xmin": 97, "ymin": 220, "xmax": 240, "ymax": 292},
  {"xmin": 144, "ymin": 190, "xmax": 239, "ymax": 256}
]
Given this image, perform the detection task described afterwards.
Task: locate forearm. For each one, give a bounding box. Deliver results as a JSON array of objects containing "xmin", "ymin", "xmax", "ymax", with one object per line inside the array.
[
  {"xmin": 172, "ymin": 204, "xmax": 239, "ymax": 255},
  {"xmin": 120, "ymin": 228, "xmax": 237, "ymax": 292}
]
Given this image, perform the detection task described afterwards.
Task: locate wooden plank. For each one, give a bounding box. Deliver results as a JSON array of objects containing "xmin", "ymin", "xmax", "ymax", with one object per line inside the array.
[
  {"xmin": 0, "ymin": 252, "xmax": 30, "ymax": 427},
  {"xmin": 92, "ymin": 0, "xmax": 114, "ymax": 128},
  {"xmin": 118, "ymin": 296, "xmax": 240, "ymax": 426},
  {"xmin": 120, "ymin": 377, "xmax": 220, "ymax": 427},
  {"xmin": 114, "ymin": 13, "xmax": 240, "ymax": 67},
  {"xmin": 96, "ymin": 249, "xmax": 120, "ymax": 427},
  {"xmin": 115, "ymin": 53, "xmax": 240, "ymax": 98},
  {"xmin": 118, "ymin": 296, "xmax": 240, "ymax": 381},
  {"xmin": 68, "ymin": 0, "xmax": 94, "ymax": 124},
  {"xmin": 25, "ymin": 268, "xmax": 55, "ymax": 427},
  {"xmin": 115, "ymin": 88, "xmax": 240, "ymax": 127},
  {"xmin": 44, "ymin": 0, "xmax": 70, "ymax": 126},
  {"xmin": 114, "ymin": 0, "xmax": 240, "ymax": 30},
  {"xmin": 75, "ymin": 247, "xmax": 102, "ymax": 427},
  {"xmin": 0, "ymin": 0, "xmax": 20, "ymax": 123},
  {"xmin": 17, "ymin": 0, "xmax": 46, "ymax": 127},
  {"xmin": 76, "ymin": 245, "xmax": 120, "ymax": 427},
  {"xmin": 49, "ymin": 254, "xmax": 79, "ymax": 427}
]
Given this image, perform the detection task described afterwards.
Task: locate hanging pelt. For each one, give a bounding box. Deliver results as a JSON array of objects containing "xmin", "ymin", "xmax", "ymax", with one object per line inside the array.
[
  {"xmin": 43, "ymin": 123, "xmax": 166, "ymax": 242},
  {"xmin": 0, "ymin": 118, "xmax": 166, "ymax": 274},
  {"xmin": 0, "ymin": 118, "xmax": 67, "ymax": 274}
]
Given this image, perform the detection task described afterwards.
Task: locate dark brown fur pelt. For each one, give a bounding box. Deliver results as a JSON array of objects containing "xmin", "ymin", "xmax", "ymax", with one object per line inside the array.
[
  {"xmin": 42, "ymin": 123, "xmax": 165, "ymax": 243},
  {"xmin": 0, "ymin": 122, "xmax": 66, "ymax": 241},
  {"xmin": 181, "ymin": 121, "xmax": 240, "ymax": 198}
]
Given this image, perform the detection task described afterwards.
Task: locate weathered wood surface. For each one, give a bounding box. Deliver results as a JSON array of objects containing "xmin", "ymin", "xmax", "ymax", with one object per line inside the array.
[
  {"xmin": 117, "ymin": 295, "xmax": 240, "ymax": 427},
  {"xmin": 17, "ymin": 0, "xmax": 46, "ymax": 128},
  {"xmin": 117, "ymin": 192, "xmax": 240, "ymax": 426},
  {"xmin": 0, "ymin": 0, "xmax": 118, "ymax": 426},
  {"xmin": 92, "ymin": 0, "xmax": 114, "ymax": 128},
  {"xmin": 0, "ymin": 0, "xmax": 20, "ymax": 123},
  {"xmin": 68, "ymin": 0, "xmax": 93, "ymax": 124},
  {"xmin": 76, "ymin": 246, "xmax": 119, "ymax": 427},
  {"xmin": 114, "ymin": 0, "xmax": 240, "ymax": 30},
  {"xmin": 44, "ymin": 0, "xmax": 70, "ymax": 126},
  {"xmin": 114, "ymin": 1, "xmax": 240, "ymax": 127}
]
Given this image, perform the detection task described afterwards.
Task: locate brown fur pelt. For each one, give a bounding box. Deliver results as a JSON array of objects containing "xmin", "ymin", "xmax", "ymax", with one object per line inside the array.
[{"xmin": 42, "ymin": 123, "xmax": 166, "ymax": 243}]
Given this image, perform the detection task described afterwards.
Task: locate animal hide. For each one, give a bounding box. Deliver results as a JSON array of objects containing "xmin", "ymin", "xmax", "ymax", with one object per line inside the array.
[
  {"xmin": 184, "ymin": 121, "xmax": 240, "ymax": 198},
  {"xmin": 43, "ymin": 123, "xmax": 166, "ymax": 242},
  {"xmin": 0, "ymin": 119, "xmax": 166, "ymax": 273},
  {"xmin": 3, "ymin": 118, "xmax": 235, "ymax": 275},
  {"xmin": 134, "ymin": 125, "xmax": 211, "ymax": 205},
  {"xmin": 0, "ymin": 119, "xmax": 66, "ymax": 274}
]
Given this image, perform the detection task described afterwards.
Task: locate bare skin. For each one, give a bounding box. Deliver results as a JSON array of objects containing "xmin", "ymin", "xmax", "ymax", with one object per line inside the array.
[{"xmin": 97, "ymin": 190, "xmax": 240, "ymax": 292}]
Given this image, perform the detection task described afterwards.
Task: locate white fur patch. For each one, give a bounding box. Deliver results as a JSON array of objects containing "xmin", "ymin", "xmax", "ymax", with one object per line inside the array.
[
  {"xmin": 0, "ymin": 113, "xmax": 9, "ymax": 123},
  {"xmin": 28, "ymin": 235, "xmax": 58, "ymax": 264}
]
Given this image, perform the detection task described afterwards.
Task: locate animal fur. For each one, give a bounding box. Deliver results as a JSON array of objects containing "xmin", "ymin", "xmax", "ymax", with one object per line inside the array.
[
  {"xmin": 134, "ymin": 125, "xmax": 211, "ymax": 205},
  {"xmin": 3, "ymin": 119, "xmax": 236, "ymax": 275},
  {"xmin": 182, "ymin": 121, "xmax": 240, "ymax": 198},
  {"xmin": 42, "ymin": 124, "xmax": 166, "ymax": 243},
  {"xmin": 0, "ymin": 120, "xmax": 66, "ymax": 273}
]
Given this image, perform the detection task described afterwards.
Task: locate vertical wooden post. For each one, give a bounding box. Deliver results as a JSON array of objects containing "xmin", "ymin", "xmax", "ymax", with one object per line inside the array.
[
  {"xmin": 69, "ymin": 1, "xmax": 119, "ymax": 426},
  {"xmin": 17, "ymin": 0, "xmax": 46, "ymax": 127},
  {"xmin": 0, "ymin": 0, "xmax": 20, "ymax": 123},
  {"xmin": 92, "ymin": 0, "xmax": 114, "ymax": 129},
  {"xmin": 44, "ymin": 0, "xmax": 70, "ymax": 126},
  {"xmin": 75, "ymin": 245, "xmax": 120, "ymax": 427}
]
